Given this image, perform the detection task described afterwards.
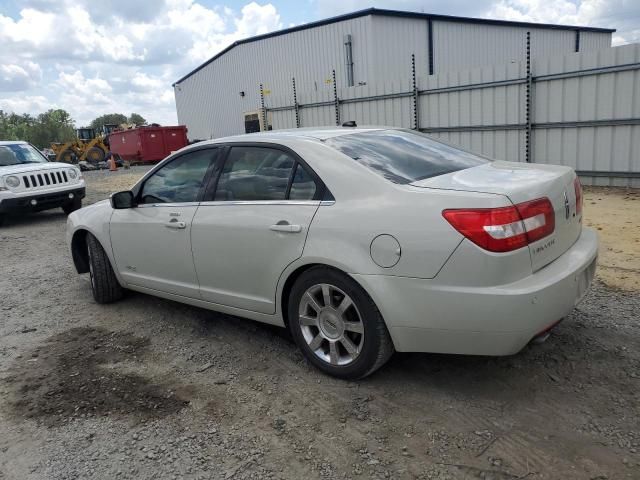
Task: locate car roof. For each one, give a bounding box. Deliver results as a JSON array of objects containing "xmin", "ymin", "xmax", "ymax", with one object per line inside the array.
[
  {"xmin": 197, "ymin": 126, "xmax": 389, "ymax": 146},
  {"xmin": 0, "ymin": 141, "xmax": 28, "ymax": 146}
]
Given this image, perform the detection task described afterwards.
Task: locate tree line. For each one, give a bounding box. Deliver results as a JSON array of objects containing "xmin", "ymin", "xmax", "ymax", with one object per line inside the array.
[{"xmin": 0, "ymin": 110, "xmax": 148, "ymax": 149}]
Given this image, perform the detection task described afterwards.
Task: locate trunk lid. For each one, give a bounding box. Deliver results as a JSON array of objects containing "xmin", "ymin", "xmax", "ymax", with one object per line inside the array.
[{"xmin": 411, "ymin": 161, "xmax": 582, "ymax": 271}]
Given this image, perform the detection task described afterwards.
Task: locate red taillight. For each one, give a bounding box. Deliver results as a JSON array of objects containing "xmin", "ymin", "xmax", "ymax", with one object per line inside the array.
[
  {"xmin": 574, "ymin": 177, "xmax": 583, "ymax": 216},
  {"xmin": 442, "ymin": 198, "xmax": 555, "ymax": 253}
]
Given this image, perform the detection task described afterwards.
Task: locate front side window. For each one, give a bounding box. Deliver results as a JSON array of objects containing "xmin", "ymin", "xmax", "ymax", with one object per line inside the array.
[
  {"xmin": 0, "ymin": 144, "xmax": 48, "ymax": 166},
  {"xmin": 215, "ymin": 147, "xmax": 295, "ymax": 201},
  {"xmin": 324, "ymin": 129, "xmax": 489, "ymax": 184},
  {"xmin": 140, "ymin": 149, "xmax": 215, "ymax": 204}
]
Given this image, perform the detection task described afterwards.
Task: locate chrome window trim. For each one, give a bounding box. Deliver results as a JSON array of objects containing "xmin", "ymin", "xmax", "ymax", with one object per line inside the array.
[
  {"xmin": 198, "ymin": 200, "xmax": 326, "ymax": 207},
  {"xmin": 136, "ymin": 202, "xmax": 200, "ymax": 208},
  {"xmin": 134, "ymin": 200, "xmax": 335, "ymax": 208}
]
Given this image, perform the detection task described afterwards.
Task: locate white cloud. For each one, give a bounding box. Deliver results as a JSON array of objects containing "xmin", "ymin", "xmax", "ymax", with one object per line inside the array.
[
  {"xmin": 57, "ymin": 71, "xmax": 113, "ymax": 98},
  {"xmin": 234, "ymin": 2, "xmax": 282, "ymax": 37},
  {"xmin": 486, "ymin": 0, "xmax": 638, "ymax": 45},
  {"xmin": 313, "ymin": 0, "xmax": 495, "ymax": 18},
  {"xmin": 0, "ymin": 1, "xmax": 284, "ymax": 125},
  {"xmin": 0, "ymin": 95, "xmax": 51, "ymax": 114},
  {"xmin": 0, "ymin": 61, "xmax": 42, "ymax": 92}
]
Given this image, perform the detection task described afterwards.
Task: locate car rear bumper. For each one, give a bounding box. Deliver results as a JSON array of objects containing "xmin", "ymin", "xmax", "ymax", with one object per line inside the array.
[
  {"xmin": 0, "ymin": 187, "xmax": 85, "ymax": 213},
  {"xmin": 353, "ymin": 227, "xmax": 598, "ymax": 356}
]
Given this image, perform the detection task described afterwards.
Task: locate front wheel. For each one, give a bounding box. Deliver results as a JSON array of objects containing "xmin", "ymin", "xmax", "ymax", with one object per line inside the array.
[
  {"xmin": 86, "ymin": 233, "xmax": 123, "ymax": 304},
  {"xmin": 288, "ymin": 267, "xmax": 394, "ymax": 379},
  {"xmin": 62, "ymin": 197, "xmax": 82, "ymax": 215}
]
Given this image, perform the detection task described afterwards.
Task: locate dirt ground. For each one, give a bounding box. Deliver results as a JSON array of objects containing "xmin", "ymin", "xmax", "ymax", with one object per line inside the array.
[
  {"xmin": 583, "ymin": 187, "xmax": 640, "ymax": 292},
  {"xmin": 0, "ymin": 169, "xmax": 638, "ymax": 480}
]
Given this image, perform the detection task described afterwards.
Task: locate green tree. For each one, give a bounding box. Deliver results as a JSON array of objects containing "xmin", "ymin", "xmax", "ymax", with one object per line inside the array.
[
  {"xmin": 128, "ymin": 113, "xmax": 147, "ymax": 126},
  {"xmin": 89, "ymin": 113, "xmax": 128, "ymax": 131},
  {"xmin": 0, "ymin": 108, "xmax": 76, "ymax": 149}
]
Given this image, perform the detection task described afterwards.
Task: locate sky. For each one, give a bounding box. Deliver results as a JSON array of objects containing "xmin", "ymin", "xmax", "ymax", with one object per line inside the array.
[{"xmin": 0, "ymin": 0, "xmax": 639, "ymax": 126}]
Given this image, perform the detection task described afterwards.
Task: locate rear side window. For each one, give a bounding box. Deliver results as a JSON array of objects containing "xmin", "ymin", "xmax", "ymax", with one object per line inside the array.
[
  {"xmin": 289, "ymin": 163, "xmax": 317, "ymax": 200},
  {"xmin": 324, "ymin": 130, "xmax": 488, "ymax": 184},
  {"xmin": 215, "ymin": 147, "xmax": 295, "ymax": 201}
]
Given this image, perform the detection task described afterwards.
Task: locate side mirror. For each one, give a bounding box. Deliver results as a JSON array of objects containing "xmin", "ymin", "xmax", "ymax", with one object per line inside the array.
[{"xmin": 110, "ymin": 191, "xmax": 135, "ymax": 209}]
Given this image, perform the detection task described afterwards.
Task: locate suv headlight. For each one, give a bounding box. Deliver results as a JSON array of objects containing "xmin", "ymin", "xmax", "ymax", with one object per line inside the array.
[
  {"xmin": 68, "ymin": 168, "xmax": 78, "ymax": 180},
  {"xmin": 5, "ymin": 176, "xmax": 20, "ymax": 188}
]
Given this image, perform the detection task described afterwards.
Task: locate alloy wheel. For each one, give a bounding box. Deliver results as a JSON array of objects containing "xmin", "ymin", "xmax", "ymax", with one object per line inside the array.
[{"xmin": 298, "ymin": 283, "xmax": 365, "ymax": 366}]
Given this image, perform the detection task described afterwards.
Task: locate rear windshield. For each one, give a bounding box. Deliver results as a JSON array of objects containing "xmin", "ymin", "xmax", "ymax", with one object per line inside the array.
[
  {"xmin": 0, "ymin": 143, "xmax": 48, "ymax": 166},
  {"xmin": 324, "ymin": 129, "xmax": 488, "ymax": 184}
]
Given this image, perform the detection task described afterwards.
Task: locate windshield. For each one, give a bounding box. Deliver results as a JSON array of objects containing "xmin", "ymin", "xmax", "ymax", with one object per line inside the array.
[
  {"xmin": 0, "ymin": 144, "xmax": 48, "ymax": 166},
  {"xmin": 324, "ymin": 129, "xmax": 489, "ymax": 184}
]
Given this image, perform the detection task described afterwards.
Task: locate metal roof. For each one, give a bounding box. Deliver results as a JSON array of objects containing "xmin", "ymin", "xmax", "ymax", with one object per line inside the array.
[{"xmin": 173, "ymin": 7, "xmax": 616, "ymax": 86}]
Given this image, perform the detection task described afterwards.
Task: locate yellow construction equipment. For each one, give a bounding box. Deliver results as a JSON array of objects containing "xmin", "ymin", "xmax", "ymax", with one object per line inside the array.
[{"xmin": 51, "ymin": 124, "xmax": 118, "ymax": 164}]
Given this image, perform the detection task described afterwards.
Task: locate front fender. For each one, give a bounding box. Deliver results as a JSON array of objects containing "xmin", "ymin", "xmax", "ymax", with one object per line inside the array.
[{"xmin": 66, "ymin": 201, "xmax": 123, "ymax": 284}]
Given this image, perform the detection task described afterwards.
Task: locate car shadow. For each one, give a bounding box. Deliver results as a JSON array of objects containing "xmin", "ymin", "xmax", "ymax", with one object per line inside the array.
[
  {"xmin": 117, "ymin": 285, "xmax": 629, "ymax": 407},
  {"xmin": 2, "ymin": 210, "xmax": 68, "ymax": 228}
]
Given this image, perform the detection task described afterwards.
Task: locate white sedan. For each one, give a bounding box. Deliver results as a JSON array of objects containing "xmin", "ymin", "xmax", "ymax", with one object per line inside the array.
[{"xmin": 67, "ymin": 127, "xmax": 598, "ymax": 379}]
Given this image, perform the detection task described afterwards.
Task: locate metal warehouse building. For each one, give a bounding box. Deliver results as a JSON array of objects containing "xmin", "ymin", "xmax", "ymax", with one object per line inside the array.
[
  {"xmin": 174, "ymin": 8, "xmax": 640, "ymax": 186},
  {"xmin": 174, "ymin": 8, "xmax": 612, "ymax": 139}
]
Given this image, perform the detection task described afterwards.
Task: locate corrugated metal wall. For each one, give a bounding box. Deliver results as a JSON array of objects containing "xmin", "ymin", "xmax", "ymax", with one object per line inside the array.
[
  {"xmin": 432, "ymin": 22, "xmax": 580, "ymax": 73},
  {"xmin": 175, "ymin": 13, "xmax": 611, "ymax": 141},
  {"xmin": 580, "ymin": 31, "xmax": 612, "ymax": 52},
  {"xmin": 175, "ymin": 13, "xmax": 639, "ymax": 185},
  {"xmin": 420, "ymin": 61, "xmax": 527, "ymax": 163},
  {"xmin": 532, "ymin": 44, "xmax": 640, "ymax": 187},
  {"xmin": 369, "ymin": 16, "xmax": 429, "ymax": 80},
  {"xmin": 266, "ymin": 43, "xmax": 640, "ymax": 186},
  {"xmin": 175, "ymin": 15, "xmax": 374, "ymax": 140}
]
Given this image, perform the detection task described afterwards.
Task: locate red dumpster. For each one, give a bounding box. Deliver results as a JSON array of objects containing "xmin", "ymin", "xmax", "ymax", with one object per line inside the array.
[{"xmin": 108, "ymin": 125, "xmax": 188, "ymax": 163}]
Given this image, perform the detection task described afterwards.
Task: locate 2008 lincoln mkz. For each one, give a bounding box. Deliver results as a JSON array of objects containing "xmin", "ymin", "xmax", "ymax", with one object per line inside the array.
[{"xmin": 67, "ymin": 127, "xmax": 598, "ymax": 379}]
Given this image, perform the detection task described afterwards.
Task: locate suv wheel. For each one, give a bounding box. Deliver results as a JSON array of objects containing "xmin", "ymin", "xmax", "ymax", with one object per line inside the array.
[
  {"xmin": 62, "ymin": 197, "xmax": 82, "ymax": 215},
  {"xmin": 87, "ymin": 233, "xmax": 123, "ymax": 304},
  {"xmin": 288, "ymin": 267, "xmax": 394, "ymax": 379}
]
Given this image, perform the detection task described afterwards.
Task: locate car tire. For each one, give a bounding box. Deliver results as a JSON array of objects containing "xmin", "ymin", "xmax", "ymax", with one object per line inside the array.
[
  {"xmin": 87, "ymin": 147, "xmax": 105, "ymax": 164},
  {"xmin": 59, "ymin": 149, "xmax": 75, "ymax": 163},
  {"xmin": 62, "ymin": 198, "xmax": 82, "ymax": 215},
  {"xmin": 0, "ymin": 214, "xmax": 5, "ymax": 227},
  {"xmin": 86, "ymin": 233, "xmax": 123, "ymax": 304},
  {"xmin": 288, "ymin": 266, "xmax": 394, "ymax": 379}
]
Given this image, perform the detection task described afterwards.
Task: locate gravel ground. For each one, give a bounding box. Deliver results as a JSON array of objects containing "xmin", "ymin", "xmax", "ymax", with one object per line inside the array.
[{"xmin": 0, "ymin": 170, "xmax": 639, "ymax": 479}]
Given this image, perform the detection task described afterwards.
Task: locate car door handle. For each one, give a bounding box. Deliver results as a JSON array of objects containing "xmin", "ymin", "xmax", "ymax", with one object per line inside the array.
[
  {"xmin": 165, "ymin": 219, "xmax": 187, "ymax": 229},
  {"xmin": 269, "ymin": 223, "xmax": 302, "ymax": 233}
]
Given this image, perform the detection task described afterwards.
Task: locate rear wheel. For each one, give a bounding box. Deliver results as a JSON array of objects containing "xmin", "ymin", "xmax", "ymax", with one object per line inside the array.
[
  {"xmin": 86, "ymin": 233, "xmax": 123, "ymax": 304},
  {"xmin": 86, "ymin": 147, "xmax": 105, "ymax": 164},
  {"xmin": 288, "ymin": 267, "xmax": 394, "ymax": 379},
  {"xmin": 62, "ymin": 197, "xmax": 82, "ymax": 215}
]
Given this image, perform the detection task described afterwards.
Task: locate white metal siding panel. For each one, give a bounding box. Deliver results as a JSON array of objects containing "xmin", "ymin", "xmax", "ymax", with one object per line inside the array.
[
  {"xmin": 580, "ymin": 31, "xmax": 612, "ymax": 52},
  {"xmin": 418, "ymin": 61, "xmax": 526, "ymax": 161},
  {"xmin": 176, "ymin": 16, "xmax": 373, "ymax": 139},
  {"xmin": 532, "ymin": 43, "xmax": 640, "ymax": 182},
  {"xmin": 432, "ymin": 21, "xmax": 579, "ymax": 74},
  {"xmin": 369, "ymin": 16, "xmax": 429, "ymax": 80},
  {"xmin": 174, "ymin": 14, "xmax": 636, "ymax": 185},
  {"xmin": 340, "ymin": 79, "xmax": 413, "ymax": 128}
]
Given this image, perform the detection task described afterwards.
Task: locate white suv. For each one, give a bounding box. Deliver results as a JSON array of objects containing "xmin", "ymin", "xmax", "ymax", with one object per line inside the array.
[{"xmin": 0, "ymin": 141, "xmax": 85, "ymax": 225}]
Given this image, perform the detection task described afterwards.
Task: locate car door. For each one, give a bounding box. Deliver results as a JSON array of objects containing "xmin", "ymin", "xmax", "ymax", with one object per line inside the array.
[
  {"xmin": 109, "ymin": 147, "xmax": 218, "ymax": 297},
  {"xmin": 191, "ymin": 144, "xmax": 324, "ymax": 314}
]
